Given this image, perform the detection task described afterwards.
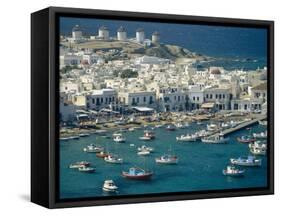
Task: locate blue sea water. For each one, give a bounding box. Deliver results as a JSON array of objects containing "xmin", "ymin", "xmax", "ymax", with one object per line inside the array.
[
  {"xmin": 60, "ymin": 17, "xmax": 267, "ymax": 70},
  {"xmin": 60, "ymin": 123, "xmax": 267, "ymax": 199}
]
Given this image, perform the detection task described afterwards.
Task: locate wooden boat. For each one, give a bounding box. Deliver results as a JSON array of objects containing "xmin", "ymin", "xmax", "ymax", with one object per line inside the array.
[
  {"xmin": 69, "ymin": 161, "xmax": 90, "ymax": 169},
  {"xmin": 122, "ymin": 167, "xmax": 153, "ymax": 180},
  {"xmin": 237, "ymin": 135, "xmax": 256, "ymax": 143},
  {"xmin": 230, "ymin": 156, "xmax": 261, "ymax": 166},
  {"xmin": 222, "ymin": 165, "xmax": 245, "ymax": 177},
  {"xmin": 155, "ymin": 155, "xmax": 178, "ymax": 164}
]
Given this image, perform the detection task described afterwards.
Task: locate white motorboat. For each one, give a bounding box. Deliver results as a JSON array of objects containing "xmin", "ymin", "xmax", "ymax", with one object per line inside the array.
[
  {"xmin": 155, "ymin": 155, "xmax": 178, "ymax": 164},
  {"xmin": 201, "ymin": 135, "xmax": 229, "ymax": 144},
  {"xmin": 113, "ymin": 134, "xmax": 126, "ymax": 143},
  {"xmin": 207, "ymin": 123, "xmax": 219, "ymax": 131},
  {"xmin": 222, "ymin": 165, "xmax": 245, "ymax": 177},
  {"xmin": 137, "ymin": 150, "xmax": 151, "ymax": 156},
  {"xmin": 259, "ymin": 120, "xmax": 267, "ymax": 126},
  {"xmin": 230, "ymin": 156, "xmax": 262, "ymax": 166},
  {"xmin": 103, "ymin": 180, "xmax": 118, "ymax": 192},
  {"xmin": 104, "ymin": 154, "xmax": 123, "ymax": 164},
  {"xmin": 69, "ymin": 161, "xmax": 90, "ymax": 169},
  {"xmin": 139, "ymin": 130, "xmax": 155, "ymax": 141},
  {"xmin": 78, "ymin": 166, "xmax": 95, "ymax": 173},
  {"xmin": 253, "ymin": 131, "xmax": 267, "ymax": 139},
  {"xmin": 83, "ymin": 144, "xmax": 104, "ymax": 153},
  {"xmin": 249, "ymin": 141, "xmax": 267, "ymax": 150},
  {"xmin": 137, "ymin": 145, "xmax": 154, "ymax": 152},
  {"xmin": 250, "ymin": 147, "xmax": 267, "ymax": 156},
  {"xmin": 176, "ymin": 134, "xmax": 197, "ymax": 142}
]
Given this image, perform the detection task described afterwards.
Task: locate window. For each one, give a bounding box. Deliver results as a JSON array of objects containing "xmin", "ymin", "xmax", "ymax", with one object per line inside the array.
[
  {"xmin": 193, "ymin": 96, "xmax": 195, "ymax": 101},
  {"xmin": 178, "ymin": 96, "xmax": 180, "ymax": 101},
  {"xmin": 197, "ymin": 96, "xmax": 199, "ymax": 101},
  {"xmin": 101, "ymin": 98, "xmax": 103, "ymax": 103},
  {"xmin": 149, "ymin": 96, "xmax": 153, "ymax": 104},
  {"xmin": 206, "ymin": 94, "xmax": 209, "ymax": 99},
  {"xmin": 210, "ymin": 94, "xmax": 213, "ymax": 99},
  {"xmin": 219, "ymin": 94, "xmax": 222, "ymax": 99},
  {"xmin": 137, "ymin": 97, "xmax": 139, "ymax": 103},
  {"xmin": 216, "ymin": 94, "xmax": 218, "ymax": 99},
  {"xmin": 105, "ymin": 97, "xmax": 108, "ymax": 104},
  {"xmin": 96, "ymin": 98, "xmax": 100, "ymax": 105},
  {"xmin": 92, "ymin": 98, "xmax": 95, "ymax": 104},
  {"xmin": 223, "ymin": 94, "xmax": 225, "ymax": 99},
  {"xmin": 112, "ymin": 96, "xmax": 115, "ymax": 102},
  {"xmin": 144, "ymin": 97, "xmax": 146, "ymax": 102}
]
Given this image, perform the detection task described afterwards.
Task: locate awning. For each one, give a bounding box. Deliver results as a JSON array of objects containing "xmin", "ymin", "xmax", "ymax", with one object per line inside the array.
[
  {"xmin": 132, "ymin": 106, "xmax": 154, "ymax": 112},
  {"xmin": 201, "ymin": 103, "xmax": 215, "ymax": 109}
]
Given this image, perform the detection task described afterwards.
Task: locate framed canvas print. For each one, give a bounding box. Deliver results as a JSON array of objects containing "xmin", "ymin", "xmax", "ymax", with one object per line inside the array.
[{"xmin": 31, "ymin": 7, "xmax": 274, "ymax": 208}]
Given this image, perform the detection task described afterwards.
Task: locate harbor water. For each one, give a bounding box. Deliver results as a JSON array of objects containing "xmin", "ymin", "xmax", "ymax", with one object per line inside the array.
[{"xmin": 59, "ymin": 123, "xmax": 267, "ymax": 199}]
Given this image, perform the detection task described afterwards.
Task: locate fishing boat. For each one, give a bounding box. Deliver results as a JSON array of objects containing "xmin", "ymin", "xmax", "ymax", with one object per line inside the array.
[
  {"xmin": 207, "ymin": 123, "xmax": 219, "ymax": 132},
  {"xmin": 139, "ymin": 130, "xmax": 155, "ymax": 140},
  {"xmin": 103, "ymin": 180, "xmax": 118, "ymax": 192},
  {"xmin": 104, "ymin": 154, "xmax": 123, "ymax": 164},
  {"xmin": 201, "ymin": 134, "xmax": 229, "ymax": 144},
  {"xmin": 113, "ymin": 134, "xmax": 126, "ymax": 143},
  {"xmin": 155, "ymin": 155, "xmax": 178, "ymax": 164},
  {"xmin": 166, "ymin": 125, "xmax": 176, "ymax": 131},
  {"xmin": 78, "ymin": 166, "xmax": 95, "ymax": 173},
  {"xmin": 83, "ymin": 144, "xmax": 104, "ymax": 153},
  {"xmin": 250, "ymin": 146, "xmax": 267, "ymax": 155},
  {"xmin": 222, "ymin": 165, "xmax": 245, "ymax": 177},
  {"xmin": 176, "ymin": 134, "xmax": 197, "ymax": 142},
  {"xmin": 253, "ymin": 131, "xmax": 267, "ymax": 139},
  {"xmin": 249, "ymin": 141, "xmax": 267, "ymax": 150},
  {"xmin": 69, "ymin": 161, "xmax": 90, "ymax": 169},
  {"xmin": 137, "ymin": 145, "xmax": 154, "ymax": 152},
  {"xmin": 230, "ymin": 156, "xmax": 262, "ymax": 166},
  {"xmin": 259, "ymin": 120, "xmax": 267, "ymax": 126},
  {"xmin": 195, "ymin": 129, "xmax": 211, "ymax": 138},
  {"xmin": 96, "ymin": 151, "xmax": 109, "ymax": 158},
  {"xmin": 137, "ymin": 150, "xmax": 151, "ymax": 156},
  {"xmin": 237, "ymin": 135, "xmax": 256, "ymax": 143},
  {"xmin": 122, "ymin": 167, "xmax": 153, "ymax": 180}
]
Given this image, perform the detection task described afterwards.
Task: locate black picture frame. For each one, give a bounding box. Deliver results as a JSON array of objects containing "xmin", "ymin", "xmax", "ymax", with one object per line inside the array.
[{"xmin": 31, "ymin": 6, "xmax": 274, "ymax": 208}]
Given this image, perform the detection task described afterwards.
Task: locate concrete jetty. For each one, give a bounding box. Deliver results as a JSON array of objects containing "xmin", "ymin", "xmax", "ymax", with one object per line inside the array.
[{"xmin": 208, "ymin": 114, "xmax": 267, "ymax": 138}]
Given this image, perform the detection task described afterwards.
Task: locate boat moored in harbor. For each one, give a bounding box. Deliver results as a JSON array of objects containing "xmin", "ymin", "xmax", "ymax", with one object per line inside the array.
[
  {"xmin": 103, "ymin": 180, "xmax": 118, "ymax": 192},
  {"xmin": 250, "ymin": 146, "xmax": 267, "ymax": 155},
  {"xmin": 83, "ymin": 144, "xmax": 104, "ymax": 153},
  {"xmin": 201, "ymin": 134, "xmax": 229, "ymax": 144},
  {"xmin": 78, "ymin": 166, "xmax": 95, "ymax": 173},
  {"xmin": 237, "ymin": 135, "xmax": 256, "ymax": 143},
  {"xmin": 166, "ymin": 125, "xmax": 176, "ymax": 131},
  {"xmin": 253, "ymin": 131, "xmax": 267, "ymax": 139},
  {"xmin": 96, "ymin": 151, "xmax": 110, "ymax": 158},
  {"xmin": 222, "ymin": 165, "xmax": 245, "ymax": 177},
  {"xmin": 230, "ymin": 156, "xmax": 262, "ymax": 166},
  {"xmin": 122, "ymin": 167, "xmax": 153, "ymax": 180},
  {"xmin": 113, "ymin": 134, "xmax": 126, "ymax": 143},
  {"xmin": 176, "ymin": 134, "xmax": 197, "ymax": 142},
  {"xmin": 69, "ymin": 161, "xmax": 90, "ymax": 169},
  {"xmin": 104, "ymin": 154, "xmax": 123, "ymax": 164},
  {"xmin": 155, "ymin": 155, "xmax": 178, "ymax": 164}
]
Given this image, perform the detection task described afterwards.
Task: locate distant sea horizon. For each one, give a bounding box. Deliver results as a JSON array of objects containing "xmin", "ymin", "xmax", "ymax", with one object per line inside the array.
[{"xmin": 60, "ymin": 17, "xmax": 268, "ymax": 71}]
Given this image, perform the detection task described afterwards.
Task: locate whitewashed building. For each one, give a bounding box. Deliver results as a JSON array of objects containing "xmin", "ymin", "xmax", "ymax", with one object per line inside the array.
[
  {"xmin": 118, "ymin": 91, "xmax": 156, "ymax": 108},
  {"xmin": 86, "ymin": 89, "xmax": 117, "ymax": 111},
  {"xmin": 188, "ymin": 85, "xmax": 204, "ymax": 110},
  {"xmin": 203, "ymin": 87, "xmax": 232, "ymax": 110}
]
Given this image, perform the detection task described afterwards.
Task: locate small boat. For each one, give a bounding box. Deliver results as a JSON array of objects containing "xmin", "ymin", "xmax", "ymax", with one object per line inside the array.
[
  {"xmin": 222, "ymin": 165, "xmax": 245, "ymax": 177},
  {"xmin": 122, "ymin": 167, "xmax": 153, "ymax": 180},
  {"xmin": 83, "ymin": 144, "xmax": 104, "ymax": 153},
  {"xmin": 139, "ymin": 130, "xmax": 155, "ymax": 141},
  {"xmin": 195, "ymin": 129, "xmax": 211, "ymax": 138},
  {"xmin": 207, "ymin": 123, "xmax": 219, "ymax": 131},
  {"xmin": 221, "ymin": 122, "xmax": 230, "ymax": 129},
  {"xmin": 248, "ymin": 141, "xmax": 267, "ymax": 150},
  {"xmin": 69, "ymin": 161, "xmax": 90, "ymax": 169},
  {"xmin": 96, "ymin": 151, "xmax": 109, "ymax": 158},
  {"xmin": 259, "ymin": 120, "xmax": 267, "ymax": 126},
  {"xmin": 104, "ymin": 154, "xmax": 123, "ymax": 164},
  {"xmin": 137, "ymin": 145, "xmax": 154, "ymax": 152},
  {"xmin": 128, "ymin": 127, "xmax": 135, "ymax": 132},
  {"xmin": 176, "ymin": 134, "xmax": 197, "ymax": 142},
  {"xmin": 201, "ymin": 135, "xmax": 229, "ymax": 144},
  {"xmin": 78, "ymin": 166, "xmax": 95, "ymax": 173},
  {"xmin": 155, "ymin": 155, "xmax": 178, "ymax": 164},
  {"xmin": 237, "ymin": 135, "xmax": 256, "ymax": 143},
  {"xmin": 103, "ymin": 180, "xmax": 118, "ymax": 192},
  {"xmin": 113, "ymin": 134, "xmax": 126, "ymax": 143},
  {"xmin": 253, "ymin": 131, "xmax": 267, "ymax": 139},
  {"xmin": 79, "ymin": 133, "xmax": 90, "ymax": 137},
  {"xmin": 166, "ymin": 125, "xmax": 176, "ymax": 131},
  {"xmin": 137, "ymin": 150, "xmax": 151, "ymax": 156},
  {"xmin": 230, "ymin": 156, "xmax": 262, "ymax": 166},
  {"xmin": 174, "ymin": 122, "xmax": 185, "ymax": 129},
  {"xmin": 250, "ymin": 147, "xmax": 267, "ymax": 155},
  {"xmin": 196, "ymin": 121, "xmax": 202, "ymax": 125}
]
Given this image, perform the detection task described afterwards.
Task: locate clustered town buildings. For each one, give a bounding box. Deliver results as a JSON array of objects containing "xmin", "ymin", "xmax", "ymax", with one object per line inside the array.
[{"xmin": 59, "ymin": 25, "xmax": 267, "ymax": 122}]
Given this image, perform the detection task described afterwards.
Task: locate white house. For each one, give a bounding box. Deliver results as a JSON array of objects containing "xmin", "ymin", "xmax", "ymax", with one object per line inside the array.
[
  {"xmin": 86, "ymin": 89, "xmax": 117, "ymax": 111},
  {"xmin": 188, "ymin": 85, "xmax": 204, "ymax": 110}
]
